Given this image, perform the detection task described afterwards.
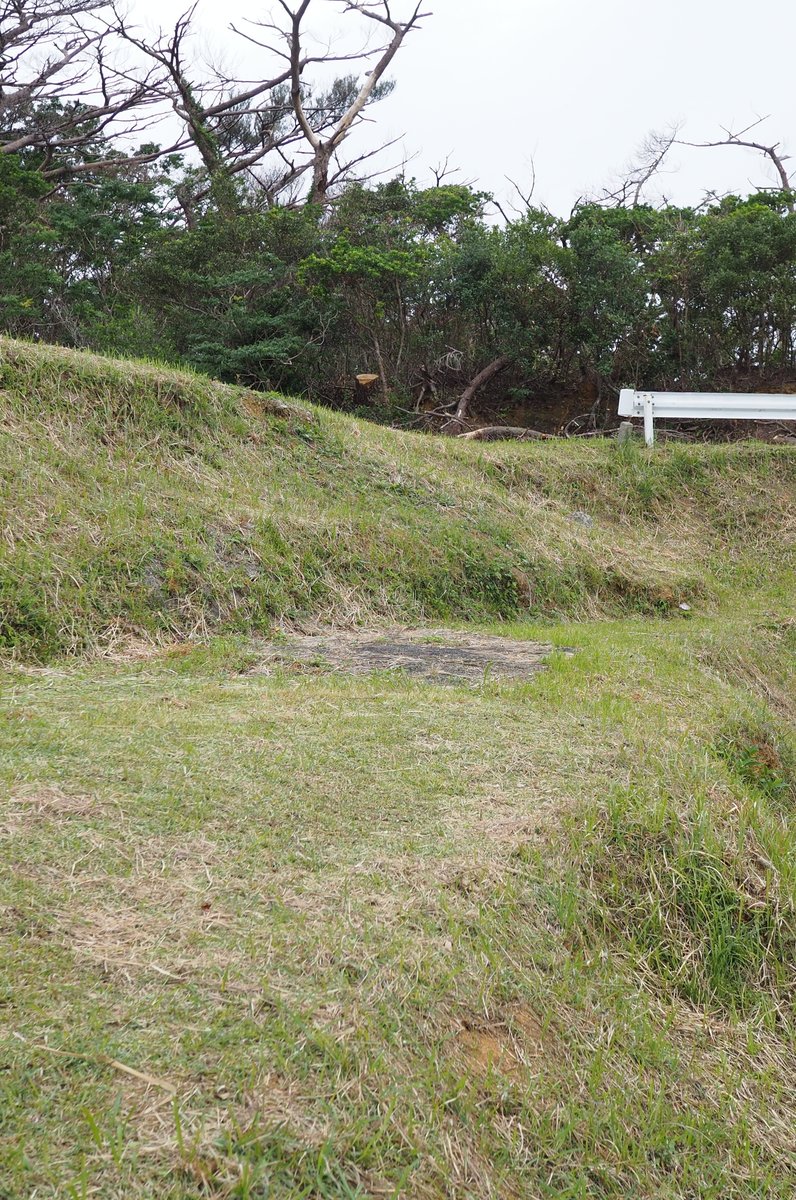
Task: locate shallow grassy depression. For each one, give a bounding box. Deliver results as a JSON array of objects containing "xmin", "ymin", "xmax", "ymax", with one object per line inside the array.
[{"xmin": 2, "ymin": 340, "xmax": 796, "ymax": 1197}]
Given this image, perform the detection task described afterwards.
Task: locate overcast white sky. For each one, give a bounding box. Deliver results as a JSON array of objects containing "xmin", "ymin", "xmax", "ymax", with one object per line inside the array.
[{"xmin": 135, "ymin": 0, "xmax": 796, "ymax": 214}]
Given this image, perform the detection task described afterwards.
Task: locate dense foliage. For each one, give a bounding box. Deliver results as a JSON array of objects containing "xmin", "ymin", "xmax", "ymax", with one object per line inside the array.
[{"xmin": 2, "ymin": 132, "xmax": 796, "ymax": 428}]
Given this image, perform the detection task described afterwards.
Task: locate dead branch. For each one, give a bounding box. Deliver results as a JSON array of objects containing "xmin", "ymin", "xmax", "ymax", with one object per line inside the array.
[
  {"xmin": 430, "ymin": 153, "xmax": 459, "ymax": 187},
  {"xmin": 107, "ymin": 0, "xmax": 427, "ymax": 209},
  {"xmin": 677, "ymin": 118, "xmax": 794, "ymax": 211},
  {"xmin": 441, "ymin": 355, "xmax": 513, "ymax": 434},
  {"xmin": 276, "ymin": 0, "xmax": 428, "ymax": 204},
  {"xmin": 0, "ymin": 1, "xmax": 162, "ymax": 165},
  {"xmin": 458, "ymin": 426, "xmax": 553, "ymax": 441},
  {"xmin": 599, "ymin": 122, "xmax": 682, "ymax": 208},
  {"xmin": 504, "ymin": 160, "xmax": 537, "ymax": 214}
]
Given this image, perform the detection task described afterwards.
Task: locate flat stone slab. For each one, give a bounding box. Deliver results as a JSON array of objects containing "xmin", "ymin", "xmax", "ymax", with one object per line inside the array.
[{"xmin": 254, "ymin": 629, "xmax": 560, "ymax": 684}]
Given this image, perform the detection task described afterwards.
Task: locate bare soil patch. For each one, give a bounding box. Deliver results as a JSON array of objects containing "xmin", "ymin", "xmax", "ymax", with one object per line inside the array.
[
  {"xmin": 453, "ymin": 1004, "xmax": 554, "ymax": 1078},
  {"xmin": 255, "ymin": 628, "xmax": 560, "ymax": 684}
]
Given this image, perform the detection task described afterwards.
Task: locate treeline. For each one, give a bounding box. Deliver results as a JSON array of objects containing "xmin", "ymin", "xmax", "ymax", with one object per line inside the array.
[
  {"xmin": 4, "ymin": 159, "xmax": 796, "ymax": 428},
  {"xmin": 2, "ymin": 2, "xmax": 796, "ymax": 430}
]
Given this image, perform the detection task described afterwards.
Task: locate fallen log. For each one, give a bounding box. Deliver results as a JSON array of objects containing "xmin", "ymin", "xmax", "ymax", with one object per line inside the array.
[{"xmin": 458, "ymin": 426, "xmax": 554, "ymax": 441}]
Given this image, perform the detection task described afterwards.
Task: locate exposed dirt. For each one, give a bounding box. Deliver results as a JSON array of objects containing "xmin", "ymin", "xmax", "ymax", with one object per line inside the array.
[
  {"xmin": 453, "ymin": 1004, "xmax": 554, "ymax": 1078},
  {"xmin": 253, "ymin": 629, "xmax": 562, "ymax": 684}
]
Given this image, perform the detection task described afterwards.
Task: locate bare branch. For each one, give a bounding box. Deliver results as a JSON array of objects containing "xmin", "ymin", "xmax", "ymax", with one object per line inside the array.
[
  {"xmin": 598, "ymin": 122, "xmax": 682, "ymax": 208},
  {"xmin": 279, "ymin": 0, "xmax": 428, "ymax": 204},
  {"xmin": 430, "ymin": 153, "xmax": 459, "ymax": 187},
  {"xmin": 677, "ymin": 117, "xmax": 794, "ymax": 210},
  {"xmin": 0, "ymin": 0, "xmax": 430, "ymax": 208},
  {"xmin": 0, "ymin": 2, "xmax": 166, "ymax": 167},
  {"xmin": 505, "ymin": 161, "xmax": 537, "ymax": 213}
]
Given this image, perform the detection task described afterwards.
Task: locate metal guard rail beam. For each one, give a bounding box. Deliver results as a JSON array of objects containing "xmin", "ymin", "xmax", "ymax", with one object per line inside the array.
[{"xmin": 618, "ymin": 389, "xmax": 796, "ymax": 445}]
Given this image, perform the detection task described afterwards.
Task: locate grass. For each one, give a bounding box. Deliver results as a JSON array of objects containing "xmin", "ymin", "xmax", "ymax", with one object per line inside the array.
[
  {"xmin": 2, "ymin": 338, "xmax": 796, "ymax": 1197},
  {"xmin": 2, "ymin": 336, "xmax": 796, "ymax": 658}
]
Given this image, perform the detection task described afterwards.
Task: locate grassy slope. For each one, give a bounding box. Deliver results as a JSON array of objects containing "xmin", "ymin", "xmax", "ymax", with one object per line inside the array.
[
  {"xmin": 2, "ymin": 340, "xmax": 796, "ymax": 1198},
  {"xmin": 1, "ymin": 336, "xmax": 795, "ymax": 657}
]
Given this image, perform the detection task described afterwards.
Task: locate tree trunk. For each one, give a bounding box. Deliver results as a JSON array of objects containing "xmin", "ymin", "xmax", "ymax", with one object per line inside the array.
[
  {"xmin": 307, "ymin": 145, "xmax": 333, "ymax": 206},
  {"xmin": 441, "ymin": 355, "xmax": 513, "ymax": 434},
  {"xmin": 371, "ymin": 333, "xmax": 390, "ymax": 404},
  {"xmin": 458, "ymin": 426, "xmax": 552, "ymax": 441}
]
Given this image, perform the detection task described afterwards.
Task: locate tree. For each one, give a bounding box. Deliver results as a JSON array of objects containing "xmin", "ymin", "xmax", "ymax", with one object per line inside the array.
[
  {"xmin": 0, "ymin": 136, "xmax": 176, "ymax": 348},
  {"xmin": 436, "ymin": 209, "xmax": 568, "ymax": 430},
  {"xmin": 691, "ymin": 195, "xmax": 796, "ymax": 376},
  {"xmin": 113, "ymin": 0, "xmax": 426, "ymax": 215},
  {"xmin": 134, "ymin": 205, "xmax": 327, "ymax": 389},
  {"xmin": 275, "ymin": 0, "xmax": 426, "ymax": 205},
  {"xmin": 0, "ymin": 1, "xmax": 164, "ymax": 178},
  {"xmin": 297, "ymin": 179, "xmax": 482, "ymax": 406},
  {"xmin": 563, "ymin": 205, "xmax": 663, "ymax": 399}
]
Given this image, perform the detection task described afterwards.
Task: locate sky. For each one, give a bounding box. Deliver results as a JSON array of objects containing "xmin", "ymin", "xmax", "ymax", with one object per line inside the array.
[{"xmin": 132, "ymin": 0, "xmax": 796, "ymax": 214}]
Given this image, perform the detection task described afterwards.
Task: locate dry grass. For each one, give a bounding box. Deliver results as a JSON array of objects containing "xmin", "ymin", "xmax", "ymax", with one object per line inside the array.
[
  {"xmin": 3, "ymin": 338, "xmax": 796, "ymax": 1196},
  {"xmin": 3, "ymin": 335, "xmax": 796, "ymax": 660},
  {"xmin": 2, "ymin": 604, "xmax": 796, "ymax": 1197}
]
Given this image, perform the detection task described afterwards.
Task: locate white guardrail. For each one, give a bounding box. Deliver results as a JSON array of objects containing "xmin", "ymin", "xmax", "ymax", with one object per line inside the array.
[{"xmin": 618, "ymin": 389, "xmax": 796, "ymax": 446}]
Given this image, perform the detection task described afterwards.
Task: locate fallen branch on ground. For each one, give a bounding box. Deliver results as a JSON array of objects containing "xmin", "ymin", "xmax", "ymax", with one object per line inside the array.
[
  {"xmin": 13, "ymin": 1032, "xmax": 178, "ymax": 1094},
  {"xmin": 458, "ymin": 426, "xmax": 553, "ymax": 441}
]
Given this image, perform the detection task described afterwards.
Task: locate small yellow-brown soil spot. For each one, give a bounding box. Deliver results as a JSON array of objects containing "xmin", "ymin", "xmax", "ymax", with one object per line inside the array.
[
  {"xmin": 240, "ymin": 393, "xmax": 308, "ymax": 421},
  {"xmin": 509, "ymin": 1004, "xmax": 550, "ymax": 1057},
  {"xmin": 456, "ymin": 1026, "xmax": 522, "ymax": 1077},
  {"xmin": 454, "ymin": 1004, "xmax": 553, "ymax": 1078},
  {"xmin": 240, "ymin": 395, "xmax": 269, "ymax": 419}
]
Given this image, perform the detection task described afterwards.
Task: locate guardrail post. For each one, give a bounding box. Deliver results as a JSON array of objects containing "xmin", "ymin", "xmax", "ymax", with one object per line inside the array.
[{"xmin": 643, "ymin": 394, "xmax": 654, "ymax": 446}]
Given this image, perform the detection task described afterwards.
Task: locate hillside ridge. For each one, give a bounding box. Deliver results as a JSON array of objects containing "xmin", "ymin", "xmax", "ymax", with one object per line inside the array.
[{"xmin": 1, "ymin": 336, "xmax": 795, "ymax": 659}]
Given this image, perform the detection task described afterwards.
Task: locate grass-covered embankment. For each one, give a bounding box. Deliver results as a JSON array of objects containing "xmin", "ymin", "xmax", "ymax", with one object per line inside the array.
[{"xmin": 1, "ymin": 336, "xmax": 795, "ymax": 657}]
